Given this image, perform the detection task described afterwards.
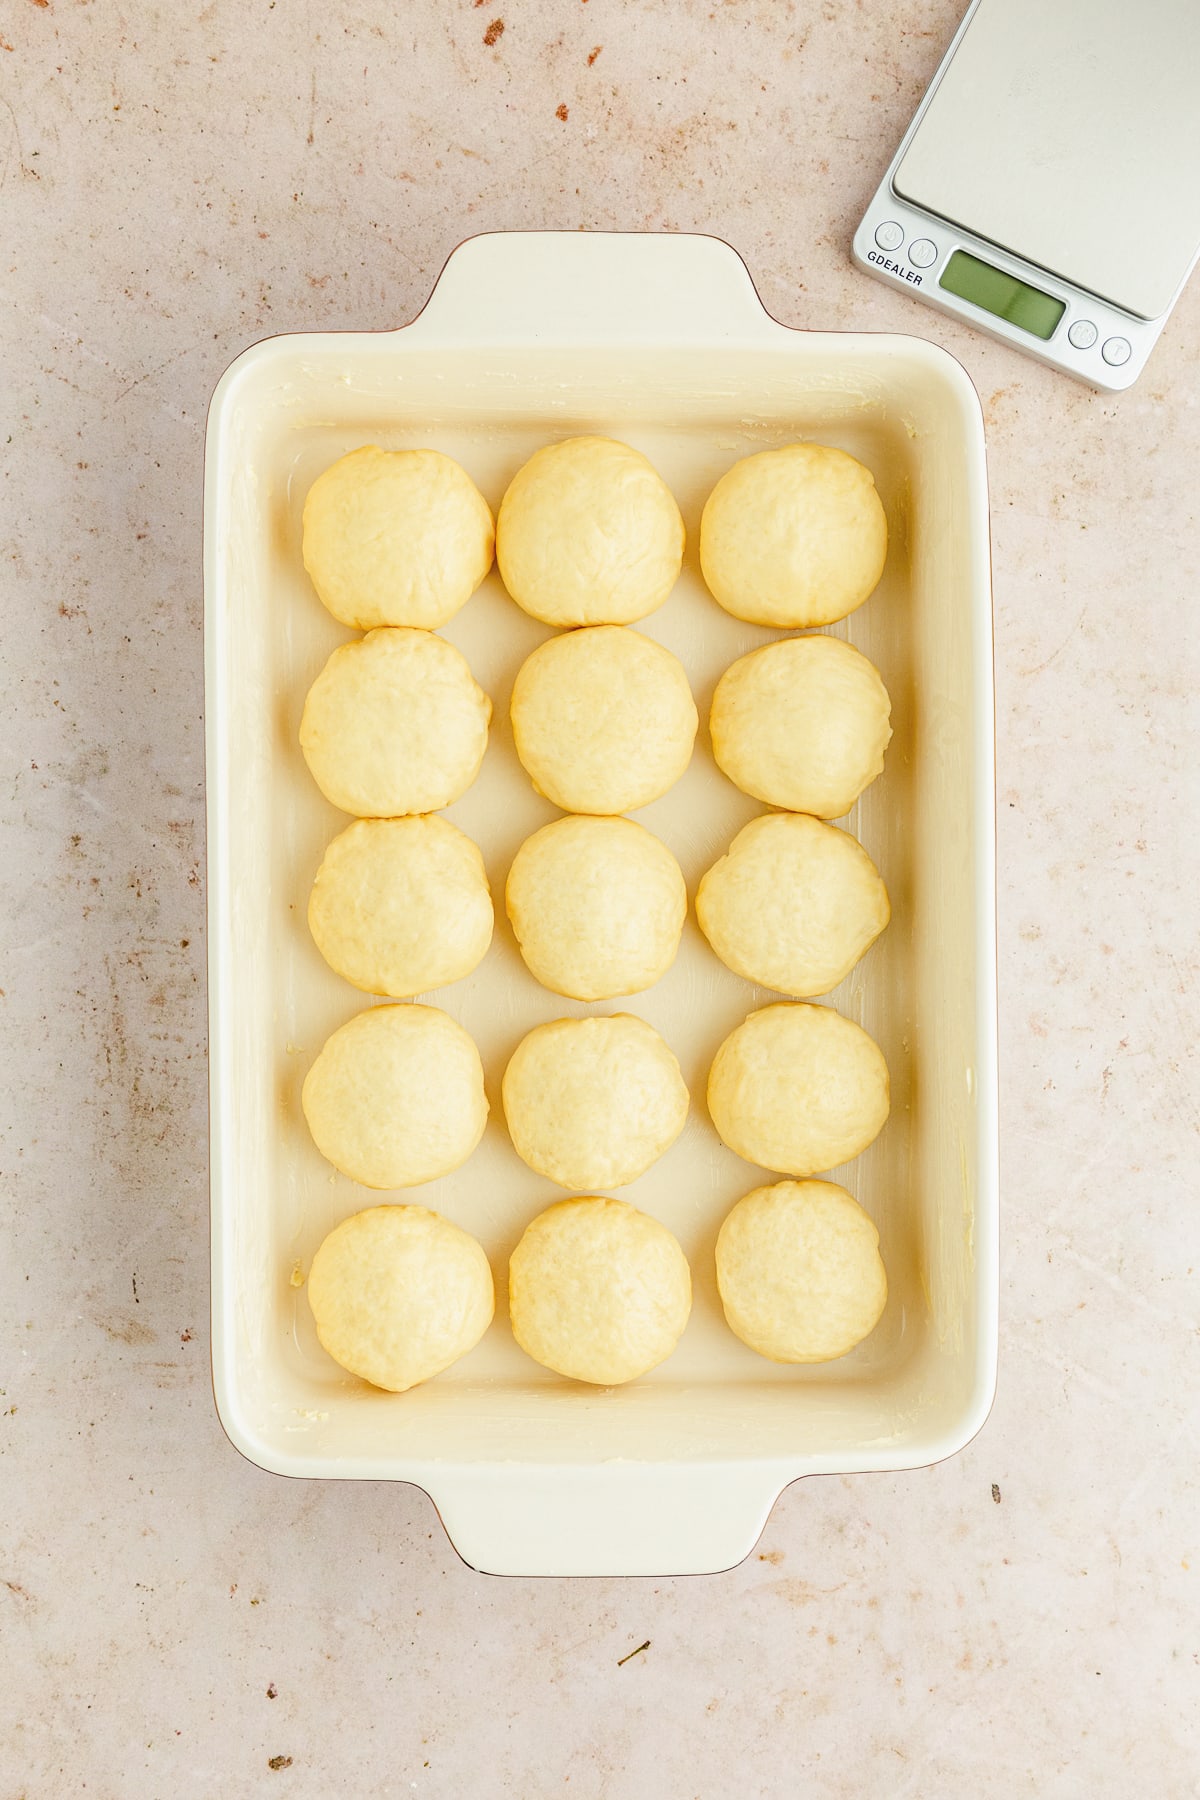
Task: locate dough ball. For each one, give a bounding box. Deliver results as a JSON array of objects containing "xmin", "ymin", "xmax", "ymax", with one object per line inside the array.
[
  {"xmin": 508, "ymin": 1197, "xmax": 691, "ymax": 1385},
  {"xmin": 496, "ymin": 436, "xmax": 684, "ymax": 626},
  {"xmin": 502, "ymin": 1015, "xmax": 689, "ymax": 1190},
  {"xmin": 506, "ymin": 816, "xmax": 686, "ymax": 1000},
  {"xmin": 510, "ymin": 626, "xmax": 697, "ymax": 815},
  {"xmin": 302, "ymin": 1004, "xmax": 488, "ymax": 1189},
  {"xmin": 707, "ymin": 1002, "xmax": 889, "ymax": 1176},
  {"xmin": 700, "ymin": 443, "xmax": 887, "ymax": 627},
  {"xmin": 302, "ymin": 446, "xmax": 494, "ymax": 630},
  {"xmin": 307, "ymin": 1205, "xmax": 493, "ymax": 1392},
  {"xmin": 716, "ymin": 1180, "xmax": 887, "ymax": 1363},
  {"xmin": 309, "ymin": 816, "xmax": 493, "ymax": 998},
  {"xmin": 300, "ymin": 628, "xmax": 492, "ymax": 817},
  {"xmin": 710, "ymin": 634, "xmax": 892, "ymax": 818},
  {"xmin": 696, "ymin": 813, "xmax": 890, "ymax": 998}
]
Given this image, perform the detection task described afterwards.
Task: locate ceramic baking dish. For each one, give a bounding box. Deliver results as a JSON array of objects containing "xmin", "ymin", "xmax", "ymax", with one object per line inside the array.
[{"xmin": 205, "ymin": 231, "xmax": 997, "ymax": 1577}]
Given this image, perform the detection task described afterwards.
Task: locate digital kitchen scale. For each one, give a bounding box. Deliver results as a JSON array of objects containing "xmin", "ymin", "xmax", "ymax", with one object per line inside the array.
[{"xmin": 853, "ymin": 0, "xmax": 1200, "ymax": 390}]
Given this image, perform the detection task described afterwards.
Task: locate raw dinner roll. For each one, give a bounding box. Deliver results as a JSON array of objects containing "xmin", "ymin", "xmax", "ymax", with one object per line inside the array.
[
  {"xmin": 302, "ymin": 445, "xmax": 494, "ymax": 630},
  {"xmin": 302, "ymin": 1004, "xmax": 488, "ymax": 1189},
  {"xmin": 707, "ymin": 1002, "xmax": 889, "ymax": 1176},
  {"xmin": 299, "ymin": 628, "xmax": 492, "ymax": 818},
  {"xmin": 716, "ymin": 1180, "xmax": 887, "ymax": 1363},
  {"xmin": 710, "ymin": 634, "xmax": 892, "ymax": 818},
  {"xmin": 506, "ymin": 815, "xmax": 686, "ymax": 1001},
  {"xmin": 696, "ymin": 812, "xmax": 890, "ymax": 998},
  {"xmin": 308, "ymin": 816, "xmax": 493, "ymax": 998},
  {"xmin": 496, "ymin": 436, "xmax": 685, "ymax": 626},
  {"xmin": 700, "ymin": 443, "xmax": 887, "ymax": 627},
  {"xmin": 508, "ymin": 1197, "xmax": 692, "ymax": 1385},
  {"xmin": 502, "ymin": 1014, "xmax": 689, "ymax": 1190},
  {"xmin": 306, "ymin": 1205, "xmax": 494, "ymax": 1392},
  {"xmin": 510, "ymin": 626, "xmax": 697, "ymax": 815}
]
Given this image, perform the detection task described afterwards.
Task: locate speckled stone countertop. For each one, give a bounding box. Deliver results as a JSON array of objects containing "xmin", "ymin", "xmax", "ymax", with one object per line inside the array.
[{"xmin": 2, "ymin": 2, "xmax": 1197, "ymax": 1794}]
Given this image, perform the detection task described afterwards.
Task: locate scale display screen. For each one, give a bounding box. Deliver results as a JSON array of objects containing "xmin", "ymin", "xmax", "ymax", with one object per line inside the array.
[{"xmin": 938, "ymin": 249, "xmax": 1065, "ymax": 340}]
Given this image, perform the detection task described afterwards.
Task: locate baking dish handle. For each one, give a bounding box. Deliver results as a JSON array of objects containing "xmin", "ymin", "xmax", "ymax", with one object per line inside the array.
[
  {"xmin": 404, "ymin": 230, "xmax": 779, "ymax": 347},
  {"xmin": 424, "ymin": 1463, "xmax": 787, "ymax": 1578}
]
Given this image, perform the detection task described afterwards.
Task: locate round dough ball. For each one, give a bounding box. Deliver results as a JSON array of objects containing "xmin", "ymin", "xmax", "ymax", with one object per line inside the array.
[
  {"xmin": 696, "ymin": 813, "xmax": 890, "ymax": 998},
  {"xmin": 508, "ymin": 1197, "xmax": 691, "ymax": 1385},
  {"xmin": 307, "ymin": 1205, "xmax": 494, "ymax": 1392},
  {"xmin": 300, "ymin": 628, "xmax": 492, "ymax": 817},
  {"xmin": 716, "ymin": 1180, "xmax": 887, "ymax": 1363},
  {"xmin": 309, "ymin": 816, "xmax": 493, "ymax": 998},
  {"xmin": 510, "ymin": 626, "xmax": 697, "ymax": 815},
  {"xmin": 707, "ymin": 1003, "xmax": 889, "ymax": 1176},
  {"xmin": 302, "ymin": 1004, "xmax": 488, "ymax": 1189},
  {"xmin": 496, "ymin": 437, "xmax": 685, "ymax": 626},
  {"xmin": 711, "ymin": 634, "xmax": 892, "ymax": 818},
  {"xmin": 502, "ymin": 1015, "xmax": 689, "ymax": 1189},
  {"xmin": 302, "ymin": 446, "xmax": 494, "ymax": 630},
  {"xmin": 700, "ymin": 443, "xmax": 887, "ymax": 627},
  {"xmin": 506, "ymin": 816, "xmax": 686, "ymax": 1001}
]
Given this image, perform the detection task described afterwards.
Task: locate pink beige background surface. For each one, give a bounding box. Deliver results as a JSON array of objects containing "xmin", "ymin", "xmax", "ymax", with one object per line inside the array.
[{"xmin": 2, "ymin": 2, "xmax": 1197, "ymax": 1794}]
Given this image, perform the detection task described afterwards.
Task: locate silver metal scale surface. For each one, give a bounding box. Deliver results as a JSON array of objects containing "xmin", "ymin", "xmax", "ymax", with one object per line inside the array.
[{"xmin": 854, "ymin": 0, "xmax": 1200, "ymax": 390}]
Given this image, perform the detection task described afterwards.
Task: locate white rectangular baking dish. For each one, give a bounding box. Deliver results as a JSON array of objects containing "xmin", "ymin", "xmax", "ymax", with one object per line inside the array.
[{"xmin": 205, "ymin": 231, "xmax": 997, "ymax": 1577}]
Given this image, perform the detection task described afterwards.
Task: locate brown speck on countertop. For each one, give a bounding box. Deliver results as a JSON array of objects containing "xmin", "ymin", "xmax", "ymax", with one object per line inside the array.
[
  {"xmin": 992, "ymin": 1484, "xmax": 1002, "ymax": 1504},
  {"xmin": 617, "ymin": 1639, "xmax": 650, "ymax": 1667},
  {"xmin": 179, "ymin": 1328, "xmax": 192, "ymax": 1344},
  {"xmin": 268, "ymin": 1755, "xmax": 292, "ymax": 1770},
  {"xmin": 587, "ymin": 44, "xmax": 602, "ymax": 64},
  {"xmin": 555, "ymin": 103, "xmax": 569, "ymax": 121},
  {"xmin": 482, "ymin": 18, "xmax": 504, "ymax": 47},
  {"xmin": 266, "ymin": 1683, "xmax": 278, "ymax": 1699}
]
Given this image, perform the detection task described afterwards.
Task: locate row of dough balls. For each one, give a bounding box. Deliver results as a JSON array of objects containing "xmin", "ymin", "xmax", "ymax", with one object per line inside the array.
[
  {"xmin": 302, "ymin": 436, "xmax": 887, "ymax": 636},
  {"xmin": 308, "ymin": 811, "xmax": 890, "ymax": 1005},
  {"xmin": 302, "ymin": 1002, "xmax": 889, "ymax": 1192},
  {"xmin": 300, "ymin": 624, "xmax": 892, "ymax": 824},
  {"xmin": 306, "ymin": 1185, "xmax": 889, "ymax": 1393}
]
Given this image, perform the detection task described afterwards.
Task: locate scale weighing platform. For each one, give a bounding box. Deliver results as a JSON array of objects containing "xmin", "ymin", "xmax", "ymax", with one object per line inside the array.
[{"xmin": 853, "ymin": 0, "xmax": 1200, "ymax": 390}]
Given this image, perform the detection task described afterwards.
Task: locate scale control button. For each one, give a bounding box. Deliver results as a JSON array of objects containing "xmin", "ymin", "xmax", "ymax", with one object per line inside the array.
[
  {"xmin": 1068, "ymin": 319, "xmax": 1098, "ymax": 350},
  {"xmin": 874, "ymin": 220, "xmax": 904, "ymax": 252},
  {"xmin": 908, "ymin": 238, "xmax": 937, "ymax": 268},
  {"xmin": 1101, "ymin": 336, "xmax": 1132, "ymax": 366}
]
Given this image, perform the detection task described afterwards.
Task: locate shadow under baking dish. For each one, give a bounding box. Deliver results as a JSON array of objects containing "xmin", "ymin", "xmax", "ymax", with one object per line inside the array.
[{"xmin": 208, "ymin": 333, "xmax": 992, "ymax": 1475}]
